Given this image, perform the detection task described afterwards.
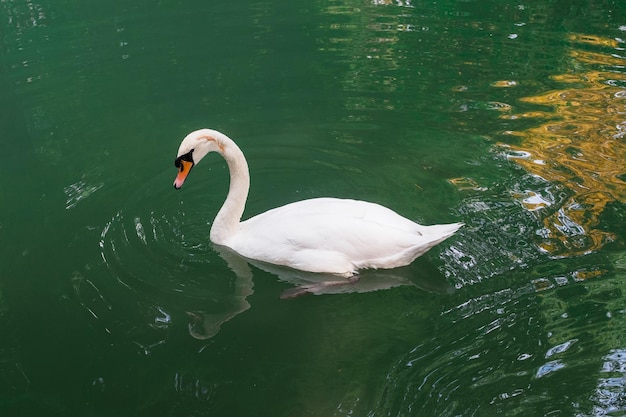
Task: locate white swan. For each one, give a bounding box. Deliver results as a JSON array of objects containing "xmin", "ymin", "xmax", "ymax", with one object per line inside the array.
[{"xmin": 173, "ymin": 129, "xmax": 463, "ymax": 278}]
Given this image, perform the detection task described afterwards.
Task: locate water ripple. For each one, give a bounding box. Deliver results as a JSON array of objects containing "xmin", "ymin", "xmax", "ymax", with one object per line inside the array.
[
  {"xmin": 64, "ymin": 180, "xmax": 103, "ymax": 209},
  {"xmin": 84, "ymin": 171, "xmax": 254, "ymax": 344},
  {"xmin": 371, "ymin": 269, "xmax": 626, "ymax": 416}
]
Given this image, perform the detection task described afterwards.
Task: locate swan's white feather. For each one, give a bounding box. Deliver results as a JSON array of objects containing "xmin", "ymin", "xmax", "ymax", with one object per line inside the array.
[{"xmin": 230, "ymin": 198, "xmax": 461, "ymax": 276}]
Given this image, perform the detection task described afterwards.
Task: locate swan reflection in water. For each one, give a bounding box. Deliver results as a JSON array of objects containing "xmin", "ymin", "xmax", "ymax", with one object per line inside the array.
[
  {"xmin": 187, "ymin": 243, "xmax": 455, "ymax": 340},
  {"xmin": 185, "ymin": 246, "xmax": 253, "ymax": 340}
]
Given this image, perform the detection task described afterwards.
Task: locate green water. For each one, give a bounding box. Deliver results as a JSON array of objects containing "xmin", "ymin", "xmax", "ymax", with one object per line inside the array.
[{"xmin": 2, "ymin": 0, "xmax": 626, "ymax": 415}]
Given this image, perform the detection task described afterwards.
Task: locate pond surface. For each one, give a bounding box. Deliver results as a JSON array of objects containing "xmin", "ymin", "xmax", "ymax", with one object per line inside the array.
[{"xmin": 1, "ymin": 0, "xmax": 626, "ymax": 416}]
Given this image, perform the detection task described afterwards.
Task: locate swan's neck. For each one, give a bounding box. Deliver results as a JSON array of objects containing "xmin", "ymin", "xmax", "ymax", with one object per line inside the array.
[{"xmin": 210, "ymin": 137, "xmax": 250, "ymax": 245}]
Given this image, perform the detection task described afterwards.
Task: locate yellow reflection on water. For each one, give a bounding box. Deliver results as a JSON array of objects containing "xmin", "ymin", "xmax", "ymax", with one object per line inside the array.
[{"xmin": 502, "ymin": 34, "xmax": 626, "ymax": 257}]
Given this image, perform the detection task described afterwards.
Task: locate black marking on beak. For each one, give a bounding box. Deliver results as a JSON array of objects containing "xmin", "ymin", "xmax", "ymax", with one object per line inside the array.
[{"xmin": 175, "ymin": 149, "xmax": 194, "ymax": 171}]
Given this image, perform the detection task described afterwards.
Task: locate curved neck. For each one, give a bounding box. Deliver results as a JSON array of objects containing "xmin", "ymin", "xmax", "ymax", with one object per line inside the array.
[{"xmin": 210, "ymin": 136, "xmax": 250, "ymax": 245}]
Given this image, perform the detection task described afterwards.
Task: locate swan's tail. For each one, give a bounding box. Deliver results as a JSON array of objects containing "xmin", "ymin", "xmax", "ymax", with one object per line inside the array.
[{"xmin": 423, "ymin": 222, "xmax": 464, "ymax": 245}]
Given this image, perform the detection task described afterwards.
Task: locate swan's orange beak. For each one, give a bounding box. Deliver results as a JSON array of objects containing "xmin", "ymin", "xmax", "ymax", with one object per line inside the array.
[{"xmin": 174, "ymin": 160, "xmax": 193, "ymax": 189}]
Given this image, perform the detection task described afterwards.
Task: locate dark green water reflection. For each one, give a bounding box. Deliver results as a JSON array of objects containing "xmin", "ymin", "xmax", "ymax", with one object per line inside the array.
[{"xmin": 1, "ymin": 0, "xmax": 625, "ymax": 416}]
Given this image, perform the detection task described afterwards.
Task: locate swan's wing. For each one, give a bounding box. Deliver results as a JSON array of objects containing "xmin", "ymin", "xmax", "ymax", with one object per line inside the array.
[
  {"xmin": 240, "ymin": 198, "xmax": 419, "ymax": 251},
  {"xmin": 231, "ymin": 198, "xmax": 458, "ymax": 274}
]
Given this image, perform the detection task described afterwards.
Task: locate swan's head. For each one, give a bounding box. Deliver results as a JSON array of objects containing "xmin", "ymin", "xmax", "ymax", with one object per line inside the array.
[{"xmin": 173, "ymin": 129, "xmax": 224, "ymax": 189}]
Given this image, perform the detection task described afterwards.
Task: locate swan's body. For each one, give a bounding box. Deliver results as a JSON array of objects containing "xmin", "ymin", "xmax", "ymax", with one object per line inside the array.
[{"xmin": 174, "ymin": 129, "xmax": 463, "ymax": 277}]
